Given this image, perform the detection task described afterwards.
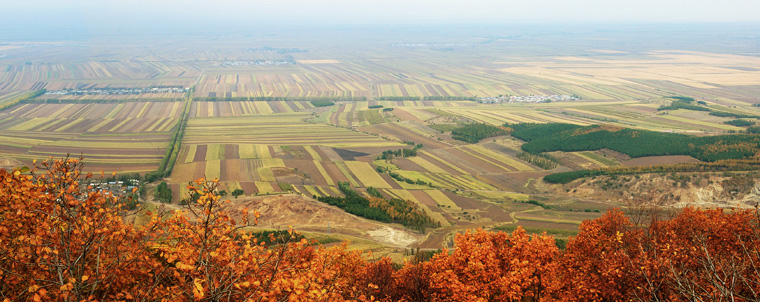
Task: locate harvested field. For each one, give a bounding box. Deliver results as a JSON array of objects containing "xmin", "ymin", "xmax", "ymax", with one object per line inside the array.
[
  {"xmin": 621, "ymin": 155, "xmax": 701, "ymax": 167},
  {"xmin": 345, "ymin": 161, "xmax": 391, "ymax": 189},
  {"xmin": 0, "ymin": 101, "xmax": 182, "ymax": 173},
  {"xmin": 360, "ymin": 121, "xmax": 453, "ymax": 150}
]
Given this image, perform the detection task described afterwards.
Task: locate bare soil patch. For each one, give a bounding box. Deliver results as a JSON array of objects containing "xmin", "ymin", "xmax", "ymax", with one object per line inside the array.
[
  {"xmin": 332, "ymin": 148, "xmax": 369, "ymax": 161},
  {"xmin": 0, "ymin": 158, "xmax": 23, "ymax": 170},
  {"xmin": 390, "ymin": 108, "xmax": 421, "ymax": 122},
  {"xmin": 226, "ymin": 194, "xmax": 422, "ymax": 247}
]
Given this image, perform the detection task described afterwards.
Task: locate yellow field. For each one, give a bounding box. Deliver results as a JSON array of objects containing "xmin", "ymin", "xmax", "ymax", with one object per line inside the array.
[
  {"xmin": 261, "ymin": 158, "xmax": 285, "ymax": 168},
  {"xmin": 407, "ymin": 156, "xmax": 448, "ymax": 174},
  {"xmin": 464, "ymin": 145, "xmax": 534, "ymax": 171},
  {"xmin": 304, "ymin": 146, "xmax": 322, "ymax": 161},
  {"xmin": 257, "ymin": 167, "xmax": 276, "ymax": 182},
  {"xmin": 206, "ymin": 144, "xmax": 222, "ymax": 161},
  {"xmin": 184, "ymin": 145, "xmax": 197, "ymax": 163},
  {"xmin": 345, "ymin": 161, "xmax": 391, "ymax": 189},
  {"xmin": 424, "ymin": 190, "xmax": 461, "ymax": 211},
  {"xmin": 204, "ymin": 159, "xmax": 221, "ymax": 180},
  {"xmin": 255, "ymin": 182, "xmax": 275, "ymax": 194},
  {"xmin": 313, "ymin": 160, "xmax": 334, "ymax": 186},
  {"xmin": 335, "ymin": 162, "xmax": 360, "ymax": 187}
]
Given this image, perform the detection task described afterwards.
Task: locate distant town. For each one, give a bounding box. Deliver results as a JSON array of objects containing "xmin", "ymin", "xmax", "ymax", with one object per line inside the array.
[
  {"xmin": 45, "ymin": 86, "xmax": 189, "ymax": 96},
  {"xmin": 391, "ymin": 43, "xmax": 477, "ymax": 48},
  {"xmin": 477, "ymin": 94, "xmax": 579, "ymax": 104},
  {"xmin": 221, "ymin": 59, "xmax": 294, "ymax": 67},
  {"xmin": 244, "ymin": 47, "xmax": 308, "ymax": 54}
]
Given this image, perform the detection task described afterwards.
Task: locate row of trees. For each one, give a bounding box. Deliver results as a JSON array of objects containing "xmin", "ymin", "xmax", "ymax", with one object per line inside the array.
[
  {"xmin": 725, "ymin": 119, "xmax": 755, "ymax": 127},
  {"xmin": 317, "ymin": 181, "xmax": 437, "ymax": 231},
  {"xmin": 0, "ymin": 89, "xmax": 46, "ymax": 111},
  {"xmin": 2, "ymin": 158, "xmax": 759, "ymax": 301},
  {"xmin": 144, "ymin": 97, "xmax": 191, "ymax": 183},
  {"xmin": 379, "ymin": 143, "xmax": 423, "ymax": 161},
  {"xmin": 451, "ymin": 123, "xmax": 510, "ymax": 143},
  {"xmin": 310, "ymin": 100, "xmax": 334, "ymax": 107},
  {"xmin": 516, "ymin": 152, "xmax": 559, "ymax": 170},
  {"xmin": 710, "ymin": 111, "xmax": 760, "ymax": 119}
]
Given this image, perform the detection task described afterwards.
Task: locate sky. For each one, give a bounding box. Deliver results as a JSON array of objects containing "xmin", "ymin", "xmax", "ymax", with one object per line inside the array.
[{"xmin": 1, "ymin": 0, "xmax": 759, "ymax": 38}]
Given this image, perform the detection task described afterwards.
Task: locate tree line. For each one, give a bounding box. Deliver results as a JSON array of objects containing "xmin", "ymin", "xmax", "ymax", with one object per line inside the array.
[
  {"xmin": 517, "ymin": 152, "xmax": 559, "ymax": 170},
  {"xmin": 451, "ymin": 123, "xmax": 510, "ymax": 143},
  {"xmin": 317, "ymin": 181, "xmax": 437, "ymax": 232},
  {"xmin": 0, "ymin": 89, "xmax": 46, "ymax": 111},
  {"xmin": 144, "ymin": 97, "xmax": 191, "ymax": 183}
]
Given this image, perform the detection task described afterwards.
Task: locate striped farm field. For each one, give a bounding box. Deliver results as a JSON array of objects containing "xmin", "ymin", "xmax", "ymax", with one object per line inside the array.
[
  {"xmin": 438, "ymin": 107, "xmax": 595, "ymax": 126},
  {"xmin": 0, "ymin": 102, "xmax": 181, "ymax": 174},
  {"xmin": 345, "ymin": 161, "xmax": 392, "ymax": 189},
  {"xmin": 460, "ymin": 145, "xmax": 535, "ymax": 171},
  {"xmin": 0, "ymin": 59, "xmax": 200, "ymax": 93},
  {"xmin": 313, "ymin": 160, "xmax": 334, "ymax": 185},
  {"xmin": 417, "ymin": 151, "xmax": 469, "ymax": 174},
  {"xmin": 335, "ymin": 162, "xmax": 360, "ymax": 187},
  {"xmin": 303, "ymin": 146, "xmax": 322, "ymax": 161},
  {"xmin": 473, "ymin": 191, "xmax": 530, "ymax": 202},
  {"xmin": 190, "ymin": 101, "xmax": 314, "ymax": 117},
  {"xmin": 302, "ymin": 185, "xmax": 322, "ymax": 197},
  {"xmin": 406, "ymin": 156, "xmax": 448, "ymax": 174},
  {"xmin": 254, "ymin": 182, "xmax": 276, "ymax": 194},
  {"xmin": 423, "ymin": 190, "xmax": 461, "ymax": 211},
  {"xmin": 0, "ymin": 102, "xmax": 181, "ymax": 133},
  {"xmin": 204, "ymin": 159, "xmax": 221, "ymax": 180},
  {"xmin": 183, "ymin": 114, "xmax": 404, "ymax": 148}
]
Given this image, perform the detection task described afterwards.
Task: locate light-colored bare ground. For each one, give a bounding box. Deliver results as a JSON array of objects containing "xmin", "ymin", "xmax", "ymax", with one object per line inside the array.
[{"xmin": 225, "ymin": 194, "xmax": 423, "ymax": 247}]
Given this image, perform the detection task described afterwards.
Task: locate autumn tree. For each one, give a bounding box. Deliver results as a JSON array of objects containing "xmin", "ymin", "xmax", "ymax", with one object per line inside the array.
[
  {"xmin": 4, "ymin": 156, "xmax": 760, "ymax": 301},
  {"xmin": 0, "ymin": 156, "xmax": 155, "ymax": 301},
  {"xmin": 389, "ymin": 228, "xmax": 558, "ymax": 302}
]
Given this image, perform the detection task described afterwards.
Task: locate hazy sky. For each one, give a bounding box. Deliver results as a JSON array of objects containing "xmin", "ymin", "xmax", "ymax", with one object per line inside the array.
[{"xmin": 2, "ymin": 0, "xmax": 759, "ymax": 37}]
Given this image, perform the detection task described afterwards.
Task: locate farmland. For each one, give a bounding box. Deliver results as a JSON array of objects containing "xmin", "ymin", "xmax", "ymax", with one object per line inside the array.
[
  {"xmin": 0, "ymin": 101, "xmax": 182, "ymax": 173},
  {"xmin": 2, "ymin": 25, "xmax": 760, "ymax": 253}
]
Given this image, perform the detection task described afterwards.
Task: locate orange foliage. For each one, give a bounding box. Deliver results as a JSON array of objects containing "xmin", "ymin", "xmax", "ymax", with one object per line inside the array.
[
  {"xmin": 422, "ymin": 229, "xmax": 558, "ymax": 301},
  {"xmin": 2, "ymin": 156, "xmax": 760, "ymax": 301}
]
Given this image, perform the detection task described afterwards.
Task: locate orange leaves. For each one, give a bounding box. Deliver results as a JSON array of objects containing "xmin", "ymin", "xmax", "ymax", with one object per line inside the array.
[{"xmin": 4, "ymin": 156, "xmax": 760, "ymax": 301}]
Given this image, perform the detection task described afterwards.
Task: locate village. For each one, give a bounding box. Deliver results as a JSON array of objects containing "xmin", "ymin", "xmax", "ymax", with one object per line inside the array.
[
  {"xmin": 220, "ymin": 59, "xmax": 294, "ymax": 66},
  {"xmin": 477, "ymin": 94, "xmax": 579, "ymax": 104},
  {"xmin": 45, "ymin": 86, "xmax": 188, "ymax": 96}
]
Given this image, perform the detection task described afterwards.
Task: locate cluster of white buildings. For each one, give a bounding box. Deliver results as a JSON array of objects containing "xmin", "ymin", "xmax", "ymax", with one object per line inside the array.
[
  {"xmin": 46, "ymin": 87, "xmax": 188, "ymax": 96},
  {"xmin": 221, "ymin": 60, "xmax": 293, "ymax": 66},
  {"xmin": 391, "ymin": 43, "xmax": 476, "ymax": 48},
  {"xmin": 478, "ymin": 94, "xmax": 578, "ymax": 104},
  {"xmin": 86, "ymin": 179, "xmax": 140, "ymax": 196},
  {"xmin": 244, "ymin": 47, "xmax": 307, "ymax": 53}
]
